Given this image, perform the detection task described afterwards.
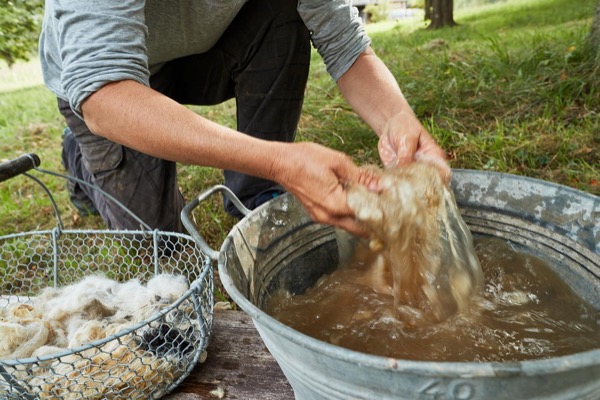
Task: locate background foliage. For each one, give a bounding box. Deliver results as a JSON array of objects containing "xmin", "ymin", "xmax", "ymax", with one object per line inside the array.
[{"xmin": 0, "ymin": 0, "xmax": 44, "ymax": 66}]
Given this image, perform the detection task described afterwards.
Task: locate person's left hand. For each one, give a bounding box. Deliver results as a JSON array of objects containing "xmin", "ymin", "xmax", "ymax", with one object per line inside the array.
[{"xmin": 377, "ymin": 110, "xmax": 451, "ymax": 182}]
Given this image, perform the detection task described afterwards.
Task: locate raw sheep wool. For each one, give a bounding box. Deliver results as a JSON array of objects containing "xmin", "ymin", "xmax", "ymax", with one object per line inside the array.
[
  {"xmin": 0, "ymin": 273, "xmax": 199, "ymax": 398},
  {"xmin": 30, "ymin": 338, "xmax": 180, "ymax": 399},
  {"xmin": 346, "ymin": 162, "xmax": 483, "ymax": 324}
]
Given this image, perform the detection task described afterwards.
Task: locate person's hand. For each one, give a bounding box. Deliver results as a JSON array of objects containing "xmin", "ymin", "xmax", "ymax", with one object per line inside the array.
[
  {"xmin": 377, "ymin": 110, "xmax": 451, "ymax": 182},
  {"xmin": 271, "ymin": 142, "xmax": 379, "ymax": 236}
]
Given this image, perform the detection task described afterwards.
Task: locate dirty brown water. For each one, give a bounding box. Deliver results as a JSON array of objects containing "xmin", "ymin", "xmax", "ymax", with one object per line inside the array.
[{"xmin": 265, "ymin": 237, "xmax": 600, "ymax": 362}]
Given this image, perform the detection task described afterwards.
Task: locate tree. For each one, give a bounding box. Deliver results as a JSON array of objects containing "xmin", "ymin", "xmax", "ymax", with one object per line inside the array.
[
  {"xmin": 0, "ymin": 0, "xmax": 45, "ymax": 67},
  {"xmin": 588, "ymin": 0, "xmax": 600, "ymax": 57},
  {"xmin": 425, "ymin": 0, "xmax": 457, "ymax": 29},
  {"xmin": 425, "ymin": 0, "xmax": 432, "ymax": 20}
]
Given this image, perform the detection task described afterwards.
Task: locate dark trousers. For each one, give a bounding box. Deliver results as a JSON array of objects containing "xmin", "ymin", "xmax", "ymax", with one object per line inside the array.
[{"xmin": 60, "ymin": 0, "xmax": 311, "ymax": 231}]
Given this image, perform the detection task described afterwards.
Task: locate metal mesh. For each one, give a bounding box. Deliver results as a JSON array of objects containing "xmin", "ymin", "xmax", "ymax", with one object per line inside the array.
[{"xmin": 0, "ymin": 228, "xmax": 213, "ymax": 399}]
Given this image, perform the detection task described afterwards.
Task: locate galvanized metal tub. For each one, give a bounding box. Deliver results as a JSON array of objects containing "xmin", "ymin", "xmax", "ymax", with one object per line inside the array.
[{"xmin": 184, "ymin": 170, "xmax": 600, "ymax": 400}]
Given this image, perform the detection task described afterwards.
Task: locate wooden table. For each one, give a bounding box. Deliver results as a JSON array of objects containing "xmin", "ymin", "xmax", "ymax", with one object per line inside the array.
[{"xmin": 165, "ymin": 309, "xmax": 294, "ymax": 399}]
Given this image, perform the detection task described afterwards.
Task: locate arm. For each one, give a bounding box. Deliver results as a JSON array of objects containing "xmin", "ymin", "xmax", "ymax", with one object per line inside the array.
[
  {"xmin": 82, "ymin": 80, "xmax": 378, "ymax": 235},
  {"xmin": 337, "ymin": 47, "xmax": 450, "ymax": 180}
]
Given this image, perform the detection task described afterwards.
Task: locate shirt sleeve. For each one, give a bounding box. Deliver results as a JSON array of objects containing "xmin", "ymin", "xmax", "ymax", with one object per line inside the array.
[
  {"xmin": 53, "ymin": 0, "xmax": 150, "ymax": 118},
  {"xmin": 297, "ymin": 0, "xmax": 371, "ymax": 82}
]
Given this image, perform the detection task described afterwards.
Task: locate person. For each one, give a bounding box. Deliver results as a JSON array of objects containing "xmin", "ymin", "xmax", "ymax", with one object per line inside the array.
[{"xmin": 39, "ymin": 0, "xmax": 449, "ymax": 236}]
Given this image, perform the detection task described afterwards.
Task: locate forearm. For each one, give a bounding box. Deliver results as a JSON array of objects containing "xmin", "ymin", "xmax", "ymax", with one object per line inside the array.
[
  {"xmin": 337, "ymin": 48, "xmax": 449, "ymax": 176},
  {"xmin": 81, "ymin": 79, "xmax": 376, "ymax": 235},
  {"xmin": 81, "ymin": 80, "xmax": 283, "ymax": 181},
  {"xmin": 336, "ymin": 47, "xmax": 415, "ymax": 137}
]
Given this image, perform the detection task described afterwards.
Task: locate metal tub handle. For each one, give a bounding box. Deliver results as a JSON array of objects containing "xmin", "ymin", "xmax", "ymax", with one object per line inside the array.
[{"xmin": 181, "ymin": 185, "xmax": 250, "ymax": 260}]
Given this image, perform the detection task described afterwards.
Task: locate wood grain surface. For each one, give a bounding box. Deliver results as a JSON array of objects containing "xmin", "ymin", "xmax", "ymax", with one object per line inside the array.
[{"xmin": 165, "ymin": 309, "xmax": 294, "ymax": 399}]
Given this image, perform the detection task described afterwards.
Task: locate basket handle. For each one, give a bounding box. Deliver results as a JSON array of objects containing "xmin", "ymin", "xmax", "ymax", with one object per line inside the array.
[
  {"xmin": 0, "ymin": 153, "xmax": 41, "ymax": 183},
  {"xmin": 181, "ymin": 185, "xmax": 250, "ymax": 260}
]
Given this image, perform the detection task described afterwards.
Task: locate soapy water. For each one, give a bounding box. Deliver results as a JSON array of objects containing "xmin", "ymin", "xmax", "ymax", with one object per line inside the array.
[{"xmin": 265, "ymin": 163, "xmax": 600, "ymax": 361}]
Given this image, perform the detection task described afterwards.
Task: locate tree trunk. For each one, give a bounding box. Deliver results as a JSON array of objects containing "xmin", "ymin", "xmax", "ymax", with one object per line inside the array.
[
  {"xmin": 424, "ymin": 0, "xmax": 432, "ymax": 21},
  {"xmin": 588, "ymin": 0, "xmax": 600, "ymax": 56},
  {"xmin": 427, "ymin": 0, "xmax": 457, "ymax": 29}
]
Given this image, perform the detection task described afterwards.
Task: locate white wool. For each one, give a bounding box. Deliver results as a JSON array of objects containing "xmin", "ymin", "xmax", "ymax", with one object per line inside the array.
[
  {"xmin": 0, "ymin": 273, "xmax": 190, "ymax": 360},
  {"xmin": 110, "ymin": 278, "xmax": 156, "ymax": 319},
  {"xmin": 6, "ymin": 303, "xmax": 41, "ymax": 323},
  {"xmin": 32, "ymin": 345, "xmax": 68, "ymax": 358},
  {"xmin": 30, "ymin": 336, "xmax": 177, "ymax": 399},
  {"xmin": 68, "ymin": 320, "xmax": 110, "ymax": 348},
  {"xmin": 38, "ymin": 275, "xmax": 117, "ymax": 325},
  {"xmin": 1, "ymin": 273, "xmax": 198, "ymax": 399},
  {"xmin": 0, "ymin": 322, "xmax": 31, "ymax": 356},
  {"xmin": 146, "ymin": 274, "xmax": 189, "ymax": 303},
  {"xmin": 0, "ymin": 320, "xmax": 49, "ymax": 359}
]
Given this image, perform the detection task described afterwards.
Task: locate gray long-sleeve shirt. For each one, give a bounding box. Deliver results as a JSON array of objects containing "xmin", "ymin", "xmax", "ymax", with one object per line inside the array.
[{"xmin": 39, "ymin": 0, "xmax": 371, "ymax": 118}]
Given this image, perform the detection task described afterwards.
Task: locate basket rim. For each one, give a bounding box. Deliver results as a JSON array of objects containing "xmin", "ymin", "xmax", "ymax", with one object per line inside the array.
[
  {"xmin": 0, "ymin": 228, "xmax": 213, "ymax": 366},
  {"xmin": 0, "ymin": 227, "xmax": 199, "ymax": 240},
  {"xmin": 0, "ymin": 272, "xmax": 209, "ymax": 366}
]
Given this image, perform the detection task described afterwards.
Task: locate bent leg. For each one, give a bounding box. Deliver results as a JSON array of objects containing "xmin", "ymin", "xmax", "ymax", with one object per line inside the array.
[
  {"xmin": 58, "ymin": 99, "xmax": 184, "ymax": 232},
  {"xmin": 151, "ymin": 0, "xmax": 311, "ymax": 217}
]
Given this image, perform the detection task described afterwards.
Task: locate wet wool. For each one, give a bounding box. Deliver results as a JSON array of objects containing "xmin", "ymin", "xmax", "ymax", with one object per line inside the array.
[{"xmin": 345, "ymin": 162, "xmax": 483, "ymax": 324}]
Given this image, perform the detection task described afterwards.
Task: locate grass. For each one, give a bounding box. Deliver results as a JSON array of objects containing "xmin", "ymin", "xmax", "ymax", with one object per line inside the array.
[
  {"xmin": 0, "ymin": 59, "xmax": 43, "ymax": 92},
  {"xmin": 0, "ymin": 0, "xmax": 598, "ymax": 247}
]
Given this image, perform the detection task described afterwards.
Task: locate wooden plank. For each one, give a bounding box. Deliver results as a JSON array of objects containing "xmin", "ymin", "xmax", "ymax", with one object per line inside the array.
[{"xmin": 165, "ymin": 309, "xmax": 294, "ymax": 400}]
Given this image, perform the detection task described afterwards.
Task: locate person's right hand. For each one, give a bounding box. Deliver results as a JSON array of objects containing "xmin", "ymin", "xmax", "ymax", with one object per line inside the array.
[
  {"xmin": 270, "ymin": 142, "xmax": 379, "ymax": 237},
  {"xmin": 377, "ymin": 110, "xmax": 451, "ymax": 183}
]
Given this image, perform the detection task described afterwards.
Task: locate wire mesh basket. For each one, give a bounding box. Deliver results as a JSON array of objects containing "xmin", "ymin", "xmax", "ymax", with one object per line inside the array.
[{"xmin": 0, "ymin": 154, "xmax": 214, "ymax": 399}]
